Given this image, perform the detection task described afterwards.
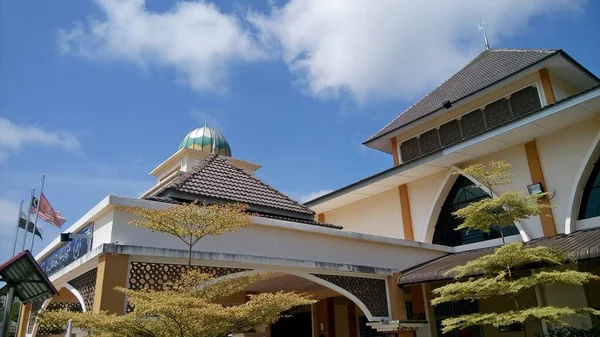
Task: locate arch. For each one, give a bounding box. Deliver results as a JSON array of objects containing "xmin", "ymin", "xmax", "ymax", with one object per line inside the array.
[
  {"xmin": 424, "ymin": 166, "xmax": 530, "ymax": 244},
  {"xmin": 30, "ymin": 285, "xmax": 87, "ymax": 337},
  {"xmin": 565, "ymin": 128, "xmax": 600, "ymax": 234},
  {"xmin": 211, "ymin": 269, "xmax": 388, "ymax": 321}
]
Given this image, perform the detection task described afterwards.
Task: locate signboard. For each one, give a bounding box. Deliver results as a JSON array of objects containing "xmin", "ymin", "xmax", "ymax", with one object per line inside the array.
[{"xmin": 39, "ymin": 223, "xmax": 94, "ymax": 277}]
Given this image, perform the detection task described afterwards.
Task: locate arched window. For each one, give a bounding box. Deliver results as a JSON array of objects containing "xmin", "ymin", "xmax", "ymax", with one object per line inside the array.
[
  {"xmin": 432, "ymin": 175, "xmax": 519, "ymax": 247},
  {"xmin": 579, "ymin": 155, "xmax": 600, "ymax": 220}
]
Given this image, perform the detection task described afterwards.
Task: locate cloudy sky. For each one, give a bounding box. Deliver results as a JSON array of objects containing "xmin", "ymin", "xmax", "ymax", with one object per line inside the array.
[{"xmin": 1, "ymin": 0, "xmax": 599, "ymax": 261}]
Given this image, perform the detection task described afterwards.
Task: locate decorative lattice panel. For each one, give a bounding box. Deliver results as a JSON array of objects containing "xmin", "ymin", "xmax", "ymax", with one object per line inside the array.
[
  {"xmin": 37, "ymin": 302, "xmax": 83, "ymax": 336},
  {"xmin": 69, "ymin": 268, "xmax": 97, "ymax": 311},
  {"xmin": 510, "ymin": 86, "xmax": 541, "ymax": 117},
  {"xmin": 484, "ymin": 98, "xmax": 511, "ymax": 128},
  {"xmin": 312, "ymin": 274, "xmax": 389, "ymax": 317},
  {"xmin": 439, "ymin": 120, "xmax": 462, "ymax": 147},
  {"xmin": 129, "ymin": 262, "xmax": 247, "ymax": 291},
  {"xmin": 460, "ymin": 110, "xmax": 486, "ymax": 138},
  {"xmin": 400, "ymin": 137, "xmax": 421, "ymax": 163},
  {"xmin": 419, "ymin": 129, "xmax": 441, "ymax": 155}
]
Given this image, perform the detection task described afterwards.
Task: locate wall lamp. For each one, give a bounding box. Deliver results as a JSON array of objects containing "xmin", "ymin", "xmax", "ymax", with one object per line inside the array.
[{"xmin": 527, "ymin": 182, "xmax": 545, "ymax": 196}]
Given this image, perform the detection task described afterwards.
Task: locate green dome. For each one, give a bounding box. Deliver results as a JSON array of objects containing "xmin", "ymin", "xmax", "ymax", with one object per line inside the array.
[{"xmin": 179, "ymin": 126, "xmax": 232, "ymax": 157}]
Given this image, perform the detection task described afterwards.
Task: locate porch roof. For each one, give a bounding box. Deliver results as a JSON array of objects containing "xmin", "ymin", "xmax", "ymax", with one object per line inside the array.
[{"xmin": 397, "ymin": 227, "xmax": 600, "ymax": 286}]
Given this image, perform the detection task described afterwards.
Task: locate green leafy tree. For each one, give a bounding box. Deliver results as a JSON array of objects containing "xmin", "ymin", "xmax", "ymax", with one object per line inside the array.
[
  {"xmin": 432, "ymin": 161, "xmax": 600, "ymax": 334},
  {"xmin": 40, "ymin": 201, "xmax": 315, "ymax": 337},
  {"xmin": 122, "ymin": 201, "xmax": 254, "ymax": 266},
  {"xmin": 41, "ymin": 270, "xmax": 315, "ymax": 337}
]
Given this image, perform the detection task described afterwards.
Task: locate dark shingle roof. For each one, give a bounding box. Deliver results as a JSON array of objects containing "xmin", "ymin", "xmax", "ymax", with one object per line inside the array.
[
  {"xmin": 145, "ymin": 195, "xmax": 342, "ymax": 229},
  {"xmin": 366, "ymin": 49, "xmax": 560, "ymax": 143},
  {"xmin": 397, "ymin": 227, "xmax": 600, "ymax": 285},
  {"xmin": 153, "ymin": 154, "xmax": 315, "ymax": 217}
]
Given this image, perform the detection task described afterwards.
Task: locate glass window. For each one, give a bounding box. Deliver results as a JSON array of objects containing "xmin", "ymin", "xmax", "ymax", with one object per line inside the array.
[
  {"xmin": 432, "ymin": 175, "xmax": 519, "ymax": 247},
  {"xmin": 579, "ymin": 156, "xmax": 600, "ymax": 220}
]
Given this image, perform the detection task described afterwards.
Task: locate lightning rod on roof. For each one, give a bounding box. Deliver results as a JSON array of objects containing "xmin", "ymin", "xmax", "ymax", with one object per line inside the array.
[{"xmin": 478, "ymin": 19, "xmax": 490, "ymax": 51}]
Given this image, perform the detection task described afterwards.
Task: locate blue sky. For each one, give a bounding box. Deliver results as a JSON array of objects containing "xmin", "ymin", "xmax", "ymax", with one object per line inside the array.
[{"xmin": 1, "ymin": 0, "xmax": 599, "ymax": 261}]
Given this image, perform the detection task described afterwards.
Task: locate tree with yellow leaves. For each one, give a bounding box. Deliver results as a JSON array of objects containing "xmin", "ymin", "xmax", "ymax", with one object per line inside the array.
[
  {"xmin": 123, "ymin": 201, "xmax": 253, "ymax": 266},
  {"xmin": 432, "ymin": 161, "xmax": 600, "ymax": 335},
  {"xmin": 40, "ymin": 201, "xmax": 315, "ymax": 337}
]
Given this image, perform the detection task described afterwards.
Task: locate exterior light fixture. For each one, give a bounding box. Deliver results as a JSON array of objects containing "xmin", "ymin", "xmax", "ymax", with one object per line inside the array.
[{"xmin": 527, "ymin": 182, "xmax": 545, "ymax": 195}]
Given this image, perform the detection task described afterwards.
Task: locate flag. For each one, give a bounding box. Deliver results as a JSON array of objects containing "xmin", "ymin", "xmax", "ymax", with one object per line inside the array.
[
  {"xmin": 30, "ymin": 193, "xmax": 66, "ymax": 228},
  {"xmin": 19, "ymin": 210, "xmax": 43, "ymax": 240}
]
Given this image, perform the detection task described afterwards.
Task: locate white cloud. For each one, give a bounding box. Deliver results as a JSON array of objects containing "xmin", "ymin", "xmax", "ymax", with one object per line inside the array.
[
  {"xmin": 59, "ymin": 0, "xmax": 266, "ymax": 93},
  {"xmin": 297, "ymin": 189, "xmax": 334, "ymax": 203},
  {"xmin": 0, "ymin": 197, "xmax": 20, "ymax": 258},
  {"xmin": 0, "ymin": 117, "xmax": 82, "ymax": 161},
  {"xmin": 250, "ymin": 0, "xmax": 582, "ymax": 102}
]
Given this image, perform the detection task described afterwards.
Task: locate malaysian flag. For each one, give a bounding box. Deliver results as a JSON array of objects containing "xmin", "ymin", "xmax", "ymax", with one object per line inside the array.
[{"xmin": 30, "ymin": 193, "xmax": 67, "ymax": 228}]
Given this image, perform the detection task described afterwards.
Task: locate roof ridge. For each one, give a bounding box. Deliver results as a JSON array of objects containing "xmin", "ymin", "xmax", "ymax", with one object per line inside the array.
[{"xmin": 211, "ymin": 155, "xmax": 314, "ymax": 214}]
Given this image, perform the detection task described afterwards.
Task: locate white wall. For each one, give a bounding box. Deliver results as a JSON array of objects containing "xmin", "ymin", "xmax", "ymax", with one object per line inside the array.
[
  {"xmin": 108, "ymin": 208, "xmax": 446, "ymax": 272},
  {"xmin": 91, "ymin": 210, "xmax": 114, "ymax": 250},
  {"xmin": 536, "ymin": 117, "xmax": 600, "ymax": 233},
  {"xmin": 325, "ymin": 188, "xmax": 404, "ymax": 239},
  {"xmin": 407, "ymin": 170, "xmax": 450, "ymax": 243}
]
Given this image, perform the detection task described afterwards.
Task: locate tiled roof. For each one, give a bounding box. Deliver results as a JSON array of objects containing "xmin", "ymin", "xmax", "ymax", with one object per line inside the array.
[
  {"xmin": 145, "ymin": 195, "xmax": 342, "ymax": 229},
  {"xmin": 153, "ymin": 153, "xmax": 315, "ymax": 217},
  {"xmin": 366, "ymin": 49, "xmax": 560, "ymax": 143},
  {"xmin": 397, "ymin": 227, "xmax": 600, "ymax": 285}
]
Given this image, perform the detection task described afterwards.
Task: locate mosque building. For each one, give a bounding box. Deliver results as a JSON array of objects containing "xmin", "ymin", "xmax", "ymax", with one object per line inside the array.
[{"xmin": 18, "ymin": 48, "xmax": 600, "ymax": 337}]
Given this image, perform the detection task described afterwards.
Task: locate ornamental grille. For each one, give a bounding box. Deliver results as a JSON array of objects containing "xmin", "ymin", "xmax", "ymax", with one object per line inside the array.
[
  {"xmin": 37, "ymin": 302, "xmax": 83, "ymax": 336},
  {"xmin": 312, "ymin": 274, "xmax": 388, "ymax": 317},
  {"xmin": 127, "ymin": 262, "xmax": 248, "ymax": 312},
  {"xmin": 398, "ymin": 86, "xmax": 541, "ymax": 164},
  {"xmin": 69, "ymin": 268, "xmax": 97, "ymax": 311},
  {"xmin": 484, "ymin": 98, "xmax": 512, "ymax": 128},
  {"xmin": 439, "ymin": 120, "xmax": 461, "ymax": 147},
  {"xmin": 419, "ymin": 129, "xmax": 441, "ymax": 155}
]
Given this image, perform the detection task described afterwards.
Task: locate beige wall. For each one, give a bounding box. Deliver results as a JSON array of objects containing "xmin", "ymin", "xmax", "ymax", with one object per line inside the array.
[
  {"xmin": 406, "ymin": 170, "xmax": 450, "ymax": 243},
  {"xmin": 334, "ymin": 304, "xmax": 350, "ymax": 337},
  {"xmin": 536, "ymin": 117, "xmax": 600, "ymax": 234},
  {"xmin": 325, "ymin": 188, "xmax": 404, "ymax": 239}
]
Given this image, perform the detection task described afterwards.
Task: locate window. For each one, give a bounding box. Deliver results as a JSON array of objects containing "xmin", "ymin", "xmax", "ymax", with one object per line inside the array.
[
  {"xmin": 579, "ymin": 155, "xmax": 600, "ymax": 220},
  {"xmin": 432, "ymin": 175, "xmax": 519, "ymax": 247}
]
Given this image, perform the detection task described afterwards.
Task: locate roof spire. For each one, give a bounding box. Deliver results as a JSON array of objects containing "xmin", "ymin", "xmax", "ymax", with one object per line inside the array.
[{"xmin": 478, "ymin": 19, "xmax": 490, "ymax": 50}]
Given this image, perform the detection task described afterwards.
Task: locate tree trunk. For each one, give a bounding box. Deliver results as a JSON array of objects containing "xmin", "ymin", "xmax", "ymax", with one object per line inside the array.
[{"xmin": 188, "ymin": 244, "xmax": 193, "ymax": 267}]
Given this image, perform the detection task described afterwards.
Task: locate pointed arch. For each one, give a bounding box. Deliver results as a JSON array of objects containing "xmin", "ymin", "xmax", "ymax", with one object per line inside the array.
[
  {"xmin": 565, "ymin": 128, "xmax": 600, "ymax": 233},
  {"xmin": 211, "ymin": 270, "xmax": 389, "ymax": 321},
  {"xmin": 424, "ymin": 166, "xmax": 530, "ymax": 244},
  {"xmin": 30, "ymin": 284, "xmax": 87, "ymax": 337}
]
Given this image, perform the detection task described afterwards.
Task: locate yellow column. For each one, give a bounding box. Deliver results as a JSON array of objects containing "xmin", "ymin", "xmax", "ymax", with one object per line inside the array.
[
  {"xmin": 392, "ymin": 137, "xmax": 400, "ymax": 166},
  {"xmin": 524, "ymin": 140, "xmax": 557, "ymax": 237},
  {"xmin": 539, "ymin": 68, "xmax": 555, "ymax": 105},
  {"xmin": 398, "ymin": 184, "xmax": 414, "ymax": 241},
  {"xmin": 386, "ymin": 273, "xmax": 412, "ymax": 337},
  {"xmin": 93, "ymin": 254, "xmax": 129, "ymax": 314},
  {"xmin": 16, "ymin": 304, "xmax": 31, "ymax": 337},
  {"xmin": 317, "ymin": 213, "xmax": 325, "ymax": 223},
  {"xmin": 313, "ymin": 298, "xmax": 335, "ymax": 337}
]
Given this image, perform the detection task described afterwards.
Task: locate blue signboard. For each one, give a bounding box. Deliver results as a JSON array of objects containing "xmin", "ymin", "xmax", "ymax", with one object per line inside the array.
[{"xmin": 39, "ymin": 223, "xmax": 94, "ymax": 277}]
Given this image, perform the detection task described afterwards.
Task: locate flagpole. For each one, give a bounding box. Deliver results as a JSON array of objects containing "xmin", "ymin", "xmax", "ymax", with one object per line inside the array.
[
  {"xmin": 21, "ymin": 188, "xmax": 35, "ymax": 252},
  {"xmin": 12, "ymin": 200, "xmax": 24, "ymax": 256},
  {"xmin": 30, "ymin": 175, "xmax": 45, "ymax": 252}
]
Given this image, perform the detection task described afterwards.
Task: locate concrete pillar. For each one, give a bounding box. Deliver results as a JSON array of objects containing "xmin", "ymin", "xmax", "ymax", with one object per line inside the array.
[
  {"xmin": 16, "ymin": 304, "xmax": 31, "ymax": 337},
  {"xmin": 386, "ymin": 273, "xmax": 413, "ymax": 337},
  {"xmin": 312, "ymin": 298, "xmax": 337, "ymax": 337},
  {"xmin": 93, "ymin": 254, "xmax": 129, "ymax": 314}
]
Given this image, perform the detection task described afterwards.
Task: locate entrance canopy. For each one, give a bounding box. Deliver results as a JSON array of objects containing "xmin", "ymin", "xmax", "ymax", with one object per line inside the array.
[
  {"xmin": 398, "ymin": 227, "xmax": 600, "ymax": 285},
  {"xmin": 0, "ymin": 250, "xmax": 58, "ymax": 304}
]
